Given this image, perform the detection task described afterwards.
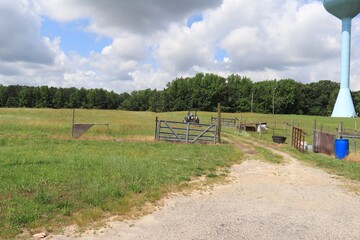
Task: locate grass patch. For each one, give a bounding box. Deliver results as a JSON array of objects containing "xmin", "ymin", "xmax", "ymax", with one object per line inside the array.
[
  {"xmin": 227, "ymin": 127, "xmax": 360, "ymax": 180},
  {"xmin": 4, "ymin": 108, "xmax": 359, "ymax": 238},
  {"xmin": 280, "ymin": 145, "xmax": 360, "ymax": 181},
  {"xmin": 222, "ymin": 131, "xmax": 283, "ymax": 164},
  {"xmin": 0, "ymin": 136, "xmax": 240, "ymax": 238},
  {"xmin": 253, "ymin": 146, "xmax": 284, "ymax": 164},
  {"xmin": 344, "ymin": 153, "xmax": 360, "ymax": 164}
]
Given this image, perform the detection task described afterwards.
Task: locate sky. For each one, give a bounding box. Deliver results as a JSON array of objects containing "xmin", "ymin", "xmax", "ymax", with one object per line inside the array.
[{"xmin": 1, "ymin": 0, "xmax": 360, "ymax": 93}]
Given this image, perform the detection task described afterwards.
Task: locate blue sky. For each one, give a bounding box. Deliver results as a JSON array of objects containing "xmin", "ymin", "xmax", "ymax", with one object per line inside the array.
[
  {"xmin": 41, "ymin": 17, "xmax": 112, "ymax": 56},
  {"xmin": 40, "ymin": 13, "xmax": 206, "ymax": 58},
  {"xmin": 187, "ymin": 14, "xmax": 203, "ymax": 27}
]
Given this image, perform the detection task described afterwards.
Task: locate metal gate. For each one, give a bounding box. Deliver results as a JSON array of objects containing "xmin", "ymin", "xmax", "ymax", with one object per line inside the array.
[
  {"xmin": 155, "ymin": 119, "xmax": 217, "ymax": 144},
  {"xmin": 292, "ymin": 126, "xmax": 306, "ymax": 152}
]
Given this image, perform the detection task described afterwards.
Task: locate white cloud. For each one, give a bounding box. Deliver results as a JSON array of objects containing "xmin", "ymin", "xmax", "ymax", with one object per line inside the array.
[
  {"xmin": 1, "ymin": 0, "xmax": 360, "ymax": 94},
  {"xmin": 101, "ymin": 36, "xmax": 147, "ymax": 61},
  {"xmin": 0, "ymin": 0, "xmax": 54, "ymax": 64},
  {"xmin": 154, "ymin": 25, "xmax": 214, "ymax": 72},
  {"xmin": 37, "ymin": 0, "xmax": 222, "ymax": 36}
]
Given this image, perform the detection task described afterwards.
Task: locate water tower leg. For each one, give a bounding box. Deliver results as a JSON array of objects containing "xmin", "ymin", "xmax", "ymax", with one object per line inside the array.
[{"xmin": 332, "ymin": 17, "xmax": 356, "ymax": 117}]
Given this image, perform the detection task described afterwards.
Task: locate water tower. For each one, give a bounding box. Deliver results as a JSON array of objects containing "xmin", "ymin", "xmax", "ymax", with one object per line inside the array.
[{"xmin": 323, "ymin": 0, "xmax": 360, "ymax": 117}]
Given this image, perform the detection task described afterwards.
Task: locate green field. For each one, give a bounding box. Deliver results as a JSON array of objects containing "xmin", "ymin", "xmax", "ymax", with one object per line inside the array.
[
  {"xmin": 228, "ymin": 112, "xmax": 360, "ymax": 151},
  {"xmin": 1, "ymin": 108, "xmax": 359, "ymax": 141},
  {"xmin": 1, "ymin": 108, "xmax": 360, "ymax": 239},
  {"xmin": 0, "ymin": 108, "xmax": 242, "ymax": 238}
]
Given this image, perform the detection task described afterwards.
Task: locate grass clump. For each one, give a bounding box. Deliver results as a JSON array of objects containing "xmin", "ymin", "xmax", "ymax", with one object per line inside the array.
[
  {"xmin": 222, "ymin": 131, "xmax": 283, "ymax": 164},
  {"xmin": 0, "ymin": 137, "xmax": 240, "ymax": 238},
  {"xmin": 254, "ymin": 146, "xmax": 284, "ymax": 164}
]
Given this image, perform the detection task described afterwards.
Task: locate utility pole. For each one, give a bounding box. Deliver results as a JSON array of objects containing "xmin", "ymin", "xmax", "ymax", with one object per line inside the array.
[{"xmin": 217, "ymin": 103, "xmax": 221, "ymax": 144}]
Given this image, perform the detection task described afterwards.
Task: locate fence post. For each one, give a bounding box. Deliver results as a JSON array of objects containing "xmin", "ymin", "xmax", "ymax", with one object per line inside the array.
[
  {"xmin": 217, "ymin": 103, "xmax": 221, "ymax": 144},
  {"xmin": 274, "ymin": 121, "xmax": 277, "ymax": 137},
  {"xmin": 341, "ymin": 121, "xmax": 343, "ymax": 134},
  {"xmin": 155, "ymin": 116, "xmax": 158, "ymax": 140},
  {"xmin": 239, "ymin": 115, "xmax": 242, "ymax": 132},
  {"xmin": 214, "ymin": 125, "xmax": 217, "ymax": 144},
  {"xmin": 259, "ymin": 122, "xmax": 262, "ymax": 139},
  {"xmin": 157, "ymin": 120, "xmax": 161, "ymax": 140},
  {"xmin": 291, "ymin": 119, "xmax": 294, "ymax": 147},
  {"xmin": 313, "ymin": 119, "xmax": 316, "ymax": 153},
  {"xmin": 302, "ymin": 129, "xmax": 305, "ymax": 152},
  {"xmin": 72, "ymin": 108, "xmax": 75, "ymax": 138},
  {"xmin": 355, "ymin": 121, "xmax": 357, "ymax": 153},
  {"xmin": 354, "ymin": 121, "xmax": 357, "ymax": 135},
  {"xmin": 186, "ymin": 123, "xmax": 190, "ymax": 143},
  {"xmin": 338, "ymin": 122, "xmax": 343, "ymax": 138}
]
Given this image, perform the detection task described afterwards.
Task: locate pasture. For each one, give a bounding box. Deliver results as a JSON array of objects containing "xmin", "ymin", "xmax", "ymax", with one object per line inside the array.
[
  {"xmin": 0, "ymin": 108, "xmax": 241, "ymax": 238},
  {"xmin": 1, "ymin": 108, "xmax": 360, "ymax": 238}
]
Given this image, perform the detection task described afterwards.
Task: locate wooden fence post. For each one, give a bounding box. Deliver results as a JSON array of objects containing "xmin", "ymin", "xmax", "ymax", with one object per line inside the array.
[
  {"xmin": 239, "ymin": 115, "xmax": 242, "ymax": 132},
  {"xmin": 338, "ymin": 122, "xmax": 343, "ymax": 138},
  {"xmin": 155, "ymin": 116, "xmax": 158, "ymax": 140},
  {"xmin": 291, "ymin": 119, "xmax": 294, "ymax": 146},
  {"xmin": 186, "ymin": 123, "xmax": 190, "ymax": 143},
  {"xmin": 72, "ymin": 108, "xmax": 75, "ymax": 138},
  {"xmin": 355, "ymin": 121, "xmax": 357, "ymax": 152},
  {"xmin": 217, "ymin": 103, "xmax": 221, "ymax": 144},
  {"xmin": 259, "ymin": 122, "xmax": 262, "ymax": 139},
  {"xmin": 313, "ymin": 119, "xmax": 316, "ymax": 153}
]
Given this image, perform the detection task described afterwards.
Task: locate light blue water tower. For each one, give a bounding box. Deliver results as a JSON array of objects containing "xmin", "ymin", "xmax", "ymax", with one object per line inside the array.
[{"xmin": 323, "ymin": 0, "xmax": 360, "ymax": 117}]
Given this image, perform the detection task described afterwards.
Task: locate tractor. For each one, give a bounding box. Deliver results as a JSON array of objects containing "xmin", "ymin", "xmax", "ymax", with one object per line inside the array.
[{"xmin": 183, "ymin": 111, "xmax": 200, "ymax": 124}]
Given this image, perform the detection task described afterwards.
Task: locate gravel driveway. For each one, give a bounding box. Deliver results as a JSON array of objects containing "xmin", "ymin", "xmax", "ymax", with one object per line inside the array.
[{"xmin": 51, "ymin": 149, "xmax": 360, "ymax": 240}]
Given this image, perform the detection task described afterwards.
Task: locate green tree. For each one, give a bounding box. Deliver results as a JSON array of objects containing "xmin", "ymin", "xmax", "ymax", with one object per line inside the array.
[
  {"xmin": 52, "ymin": 89, "xmax": 63, "ymax": 108},
  {"xmin": 253, "ymin": 80, "xmax": 276, "ymax": 114},
  {"xmin": 5, "ymin": 85, "xmax": 21, "ymax": 108},
  {"xmin": 118, "ymin": 92, "xmax": 131, "ymax": 110},
  {"xmin": 37, "ymin": 86, "xmax": 49, "ymax": 108},
  {"xmin": 95, "ymin": 89, "xmax": 107, "ymax": 109},
  {"xmin": 225, "ymin": 75, "xmax": 253, "ymax": 112},
  {"xmin": 274, "ymin": 79, "xmax": 298, "ymax": 114},
  {"xmin": 0, "ymin": 85, "xmax": 6, "ymax": 107},
  {"xmin": 304, "ymin": 80, "xmax": 339, "ymax": 116},
  {"xmin": 6, "ymin": 96, "xmax": 19, "ymax": 107},
  {"xmin": 166, "ymin": 77, "xmax": 191, "ymax": 111},
  {"xmin": 18, "ymin": 87, "xmax": 30, "ymax": 107},
  {"xmin": 106, "ymin": 91, "xmax": 119, "ymax": 109}
]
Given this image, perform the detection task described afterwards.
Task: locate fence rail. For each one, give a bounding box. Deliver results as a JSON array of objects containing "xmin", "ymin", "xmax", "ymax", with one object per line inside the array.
[
  {"xmin": 211, "ymin": 117, "xmax": 238, "ymax": 128},
  {"xmin": 155, "ymin": 119, "xmax": 217, "ymax": 144}
]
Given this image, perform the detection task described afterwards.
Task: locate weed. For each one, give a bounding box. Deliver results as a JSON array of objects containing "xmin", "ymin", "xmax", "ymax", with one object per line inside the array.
[{"xmin": 207, "ymin": 173, "xmax": 218, "ymax": 178}]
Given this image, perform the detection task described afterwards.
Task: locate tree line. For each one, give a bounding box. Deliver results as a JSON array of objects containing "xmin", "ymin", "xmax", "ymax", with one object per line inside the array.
[{"xmin": 1, "ymin": 73, "xmax": 360, "ymax": 116}]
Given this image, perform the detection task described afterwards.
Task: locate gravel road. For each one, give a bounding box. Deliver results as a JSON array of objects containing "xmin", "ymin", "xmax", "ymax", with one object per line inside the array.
[{"xmin": 51, "ymin": 150, "xmax": 360, "ymax": 240}]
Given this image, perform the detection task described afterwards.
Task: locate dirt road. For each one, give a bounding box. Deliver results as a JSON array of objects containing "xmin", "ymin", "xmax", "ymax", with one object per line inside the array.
[{"xmin": 51, "ymin": 149, "xmax": 360, "ymax": 240}]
